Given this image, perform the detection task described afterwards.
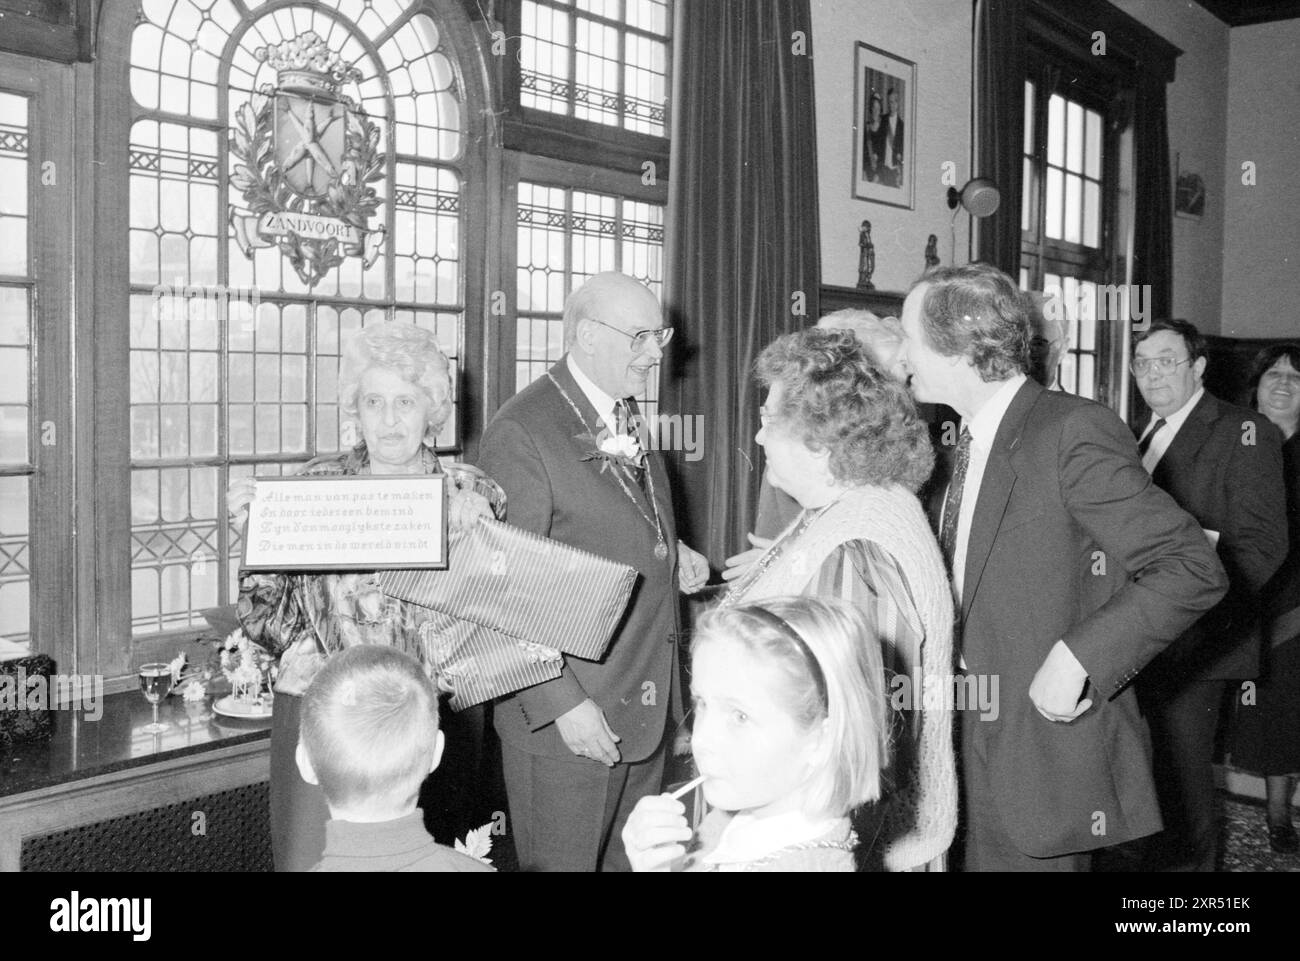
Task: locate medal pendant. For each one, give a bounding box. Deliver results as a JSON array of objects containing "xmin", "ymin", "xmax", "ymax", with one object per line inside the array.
[{"xmin": 654, "ymin": 542, "xmax": 668, "ymax": 561}]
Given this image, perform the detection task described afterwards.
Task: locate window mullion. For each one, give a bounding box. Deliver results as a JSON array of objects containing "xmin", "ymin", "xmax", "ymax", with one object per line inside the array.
[
  {"xmin": 568, "ymin": 6, "xmax": 579, "ymax": 118},
  {"xmin": 616, "ymin": 1, "xmax": 627, "ymax": 129}
]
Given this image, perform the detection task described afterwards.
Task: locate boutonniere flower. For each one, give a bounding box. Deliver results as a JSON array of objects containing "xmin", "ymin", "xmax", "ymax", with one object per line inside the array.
[{"xmin": 577, "ymin": 428, "xmax": 645, "ymax": 474}]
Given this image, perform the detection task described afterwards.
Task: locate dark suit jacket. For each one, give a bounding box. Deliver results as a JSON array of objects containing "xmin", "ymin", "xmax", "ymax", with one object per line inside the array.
[
  {"xmin": 477, "ymin": 359, "xmax": 682, "ymax": 763},
  {"xmin": 1139, "ymin": 391, "xmax": 1288, "ymax": 683},
  {"xmin": 959, "ymin": 380, "xmax": 1227, "ymax": 857}
]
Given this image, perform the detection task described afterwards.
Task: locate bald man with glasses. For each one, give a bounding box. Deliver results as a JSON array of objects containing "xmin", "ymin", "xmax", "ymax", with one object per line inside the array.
[
  {"xmin": 478, "ymin": 272, "xmax": 708, "ymax": 872},
  {"xmin": 1128, "ymin": 319, "xmax": 1288, "ymax": 871}
]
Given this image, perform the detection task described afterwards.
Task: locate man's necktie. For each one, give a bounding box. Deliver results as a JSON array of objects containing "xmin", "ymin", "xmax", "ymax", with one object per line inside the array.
[
  {"xmin": 613, "ymin": 397, "xmax": 648, "ymax": 492},
  {"xmin": 939, "ymin": 427, "xmax": 972, "ymax": 573},
  {"xmin": 1137, "ymin": 417, "xmax": 1167, "ymax": 458}
]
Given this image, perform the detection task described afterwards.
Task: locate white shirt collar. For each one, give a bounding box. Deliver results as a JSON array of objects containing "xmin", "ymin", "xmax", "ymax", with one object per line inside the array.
[
  {"xmin": 1143, "ymin": 386, "xmax": 1204, "ymax": 437},
  {"xmin": 702, "ymin": 808, "xmax": 843, "ymax": 866},
  {"xmin": 965, "ymin": 373, "xmax": 1028, "ymax": 449},
  {"xmin": 566, "ymin": 353, "xmax": 619, "ymax": 431}
]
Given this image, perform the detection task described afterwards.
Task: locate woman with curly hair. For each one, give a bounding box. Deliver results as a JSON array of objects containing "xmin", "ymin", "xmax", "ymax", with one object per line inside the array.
[
  {"xmin": 721, "ymin": 327, "xmax": 956, "ymax": 872},
  {"xmin": 228, "ymin": 321, "xmax": 506, "ymax": 871}
]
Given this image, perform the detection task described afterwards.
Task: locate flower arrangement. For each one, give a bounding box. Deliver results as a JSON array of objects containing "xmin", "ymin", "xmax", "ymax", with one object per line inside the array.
[
  {"xmin": 166, "ymin": 652, "xmax": 210, "ymax": 703},
  {"xmin": 219, "ymin": 630, "xmax": 278, "ymax": 704}
]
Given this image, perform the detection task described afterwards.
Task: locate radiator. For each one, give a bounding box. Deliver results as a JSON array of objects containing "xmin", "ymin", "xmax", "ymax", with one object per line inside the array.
[{"xmin": 20, "ymin": 782, "xmax": 272, "ymax": 872}]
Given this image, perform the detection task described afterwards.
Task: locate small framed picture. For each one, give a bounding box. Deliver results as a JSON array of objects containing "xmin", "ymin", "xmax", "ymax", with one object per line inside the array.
[
  {"xmin": 1175, "ymin": 154, "xmax": 1205, "ymax": 220},
  {"xmin": 852, "ymin": 41, "xmax": 917, "ymax": 210},
  {"xmin": 241, "ymin": 474, "xmax": 448, "ymax": 571}
]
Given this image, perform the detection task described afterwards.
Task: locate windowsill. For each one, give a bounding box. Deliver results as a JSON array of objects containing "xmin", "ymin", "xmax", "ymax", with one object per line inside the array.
[{"xmin": 0, "ymin": 690, "xmax": 270, "ymax": 799}]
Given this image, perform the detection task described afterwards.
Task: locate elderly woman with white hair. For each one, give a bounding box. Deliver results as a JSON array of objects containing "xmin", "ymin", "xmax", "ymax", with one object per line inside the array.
[{"xmin": 229, "ymin": 321, "xmax": 505, "ymax": 872}]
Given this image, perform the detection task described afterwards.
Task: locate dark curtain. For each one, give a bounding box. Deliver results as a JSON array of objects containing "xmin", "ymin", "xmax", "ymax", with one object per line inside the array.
[
  {"xmin": 974, "ymin": 0, "xmax": 1027, "ymax": 274},
  {"xmin": 1133, "ymin": 70, "xmax": 1174, "ymax": 320},
  {"xmin": 663, "ymin": 0, "xmax": 821, "ymax": 567}
]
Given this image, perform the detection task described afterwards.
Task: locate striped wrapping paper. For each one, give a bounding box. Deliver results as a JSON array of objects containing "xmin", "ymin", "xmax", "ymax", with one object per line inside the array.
[{"xmin": 379, "ymin": 519, "xmax": 638, "ymax": 710}]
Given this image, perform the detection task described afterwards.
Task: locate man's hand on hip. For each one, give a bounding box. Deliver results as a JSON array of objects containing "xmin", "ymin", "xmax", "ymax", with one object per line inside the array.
[
  {"xmin": 1029, "ymin": 639, "xmax": 1093, "ymax": 722},
  {"xmin": 556, "ymin": 698, "xmax": 621, "ymax": 766}
]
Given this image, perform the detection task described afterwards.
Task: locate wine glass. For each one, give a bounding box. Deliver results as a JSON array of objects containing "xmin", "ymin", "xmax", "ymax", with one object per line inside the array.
[{"xmin": 138, "ymin": 662, "xmax": 175, "ymax": 734}]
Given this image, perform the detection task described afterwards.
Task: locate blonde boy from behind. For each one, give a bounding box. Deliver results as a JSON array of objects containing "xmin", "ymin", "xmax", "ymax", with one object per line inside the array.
[{"xmin": 297, "ymin": 646, "xmax": 494, "ymax": 872}]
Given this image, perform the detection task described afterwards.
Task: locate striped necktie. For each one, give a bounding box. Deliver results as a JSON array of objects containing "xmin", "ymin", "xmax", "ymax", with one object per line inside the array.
[
  {"xmin": 614, "ymin": 397, "xmax": 647, "ymax": 491},
  {"xmin": 939, "ymin": 427, "xmax": 972, "ymax": 573}
]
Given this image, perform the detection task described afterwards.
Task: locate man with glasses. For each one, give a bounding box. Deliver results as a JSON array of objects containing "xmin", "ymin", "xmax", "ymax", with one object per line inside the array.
[
  {"xmin": 478, "ymin": 271, "xmax": 709, "ymax": 872},
  {"xmin": 1129, "ymin": 319, "xmax": 1287, "ymax": 871}
]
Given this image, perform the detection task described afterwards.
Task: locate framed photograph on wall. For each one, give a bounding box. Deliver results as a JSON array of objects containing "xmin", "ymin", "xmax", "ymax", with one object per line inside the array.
[
  {"xmin": 1174, "ymin": 153, "xmax": 1205, "ymax": 220},
  {"xmin": 852, "ymin": 41, "xmax": 916, "ymax": 210}
]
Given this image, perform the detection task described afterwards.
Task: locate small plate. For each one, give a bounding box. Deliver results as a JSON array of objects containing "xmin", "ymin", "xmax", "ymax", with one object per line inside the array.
[{"xmin": 212, "ymin": 695, "xmax": 273, "ymax": 719}]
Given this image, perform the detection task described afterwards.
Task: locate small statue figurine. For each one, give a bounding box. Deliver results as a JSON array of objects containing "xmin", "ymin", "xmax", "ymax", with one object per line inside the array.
[
  {"xmin": 925, "ymin": 234, "xmax": 940, "ymax": 272},
  {"xmin": 857, "ymin": 220, "xmax": 876, "ymax": 290}
]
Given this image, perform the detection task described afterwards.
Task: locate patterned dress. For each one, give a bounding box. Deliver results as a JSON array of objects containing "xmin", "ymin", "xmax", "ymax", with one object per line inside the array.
[
  {"xmin": 238, "ymin": 442, "xmax": 507, "ymax": 695},
  {"xmin": 722, "ymin": 487, "xmax": 955, "ymax": 872}
]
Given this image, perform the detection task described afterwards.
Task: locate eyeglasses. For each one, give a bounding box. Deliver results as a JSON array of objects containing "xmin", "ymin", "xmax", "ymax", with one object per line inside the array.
[
  {"xmin": 1130, "ymin": 356, "xmax": 1193, "ymax": 376},
  {"xmin": 758, "ymin": 405, "xmax": 779, "ymax": 427},
  {"xmin": 588, "ymin": 319, "xmax": 674, "ymax": 352}
]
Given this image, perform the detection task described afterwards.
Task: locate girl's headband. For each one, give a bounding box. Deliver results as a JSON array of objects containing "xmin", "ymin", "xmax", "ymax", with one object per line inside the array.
[{"xmin": 744, "ymin": 606, "xmax": 829, "ymax": 712}]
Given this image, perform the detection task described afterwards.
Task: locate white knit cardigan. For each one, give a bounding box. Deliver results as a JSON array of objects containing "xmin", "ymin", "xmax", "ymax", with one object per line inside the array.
[{"xmin": 728, "ymin": 483, "xmax": 958, "ymax": 871}]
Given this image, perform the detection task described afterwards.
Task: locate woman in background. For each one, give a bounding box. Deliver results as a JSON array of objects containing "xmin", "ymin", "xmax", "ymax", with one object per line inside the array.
[
  {"xmin": 862, "ymin": 91, "xmax": 883, "ymax": 182},
  {"xmin": 1233, "ymin": 344, "xmax": 1300, "ymax": 853}
]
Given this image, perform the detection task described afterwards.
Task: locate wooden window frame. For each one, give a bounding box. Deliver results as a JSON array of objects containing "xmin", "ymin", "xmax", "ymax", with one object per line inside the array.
[
  {"xmin": 0, "ymin": 55, "xmax": 76, "ymax": 671},
  {"xmin": 7, "ymin": 0, "xmax": 670, "ymax": 686},
  {"xmin": 499, "ymin": 0, "xmax": 672, "ymax": 177},
  {"xmin": 1019, "ymin": 48, "xmax": 1125, "ymax": 409},
  {"xmin": 489, "ymin": 150, "xmax": 667, "ymax": 419},
  {"xmin": 1018, "ymin": 0, "xmax": 1181, "ymax": 411},
  {"xmin": 86, "ymin": 1, "xmax": 496, "ymax": 685}
]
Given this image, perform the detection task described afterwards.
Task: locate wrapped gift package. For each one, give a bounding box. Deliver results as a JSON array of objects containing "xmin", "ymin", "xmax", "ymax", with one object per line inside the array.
[
  {"xmin": 0, "ymin": 652, "xmax": 57, "ymax": 745},
  {"xmin": 381, "ymin": 519, "xmax": 637, "ymax": 710}
]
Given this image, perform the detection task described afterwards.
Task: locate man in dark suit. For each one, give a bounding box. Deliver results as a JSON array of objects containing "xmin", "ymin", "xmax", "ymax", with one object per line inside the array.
[
  {"xmin": 477, "ymin": 272, "xmax": 709, "ymax": 872},
  {"xmin": 898, "ymin": 264, "xmax": 1228, "ymax": 871},
  {"xmin": 1130, "ymin": 320, "xmax": 1287, "ymax": 871}
]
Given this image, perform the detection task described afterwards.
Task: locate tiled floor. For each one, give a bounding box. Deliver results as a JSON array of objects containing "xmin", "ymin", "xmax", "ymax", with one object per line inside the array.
[{"xmin": 1221, "ymin": 795, "xmax": 1300, "ymax": 872}]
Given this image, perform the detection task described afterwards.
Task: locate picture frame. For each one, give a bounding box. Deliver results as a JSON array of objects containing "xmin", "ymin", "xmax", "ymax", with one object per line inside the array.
[
  {"xmin": 241, "ymin": 474, "xmax": 448, "ymax": 572},
  {"xmin": 852, "ymin": 41, "xmax": 917, "ymax": 210},
  {"xmin": 1174, "ymin": 153, "xmax": 1205, "ymax": 220},
  {"xmin": 1175, "ymin": 173, "xmax": 1205, "ymax": 219}
]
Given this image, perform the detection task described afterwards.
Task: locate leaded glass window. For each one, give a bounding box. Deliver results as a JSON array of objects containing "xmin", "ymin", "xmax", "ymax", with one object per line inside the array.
[
  {"xmin": 520, "ymin": 0, "xmax": 670, "ymax": 136},
  {"xmin": 514, "ymin": 180, "xmax": 664, "ymax": 421},
  {"xmin": 128, "ymin": 0, "xmax": 471, "ymax": 637},
  {"xmin": 0, "ymin": 91, "xmax": 31, "ymax": 650},
  {"xmin": 1021, "ymin": 74, "xmax": 1115, "ymax": 405}
]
